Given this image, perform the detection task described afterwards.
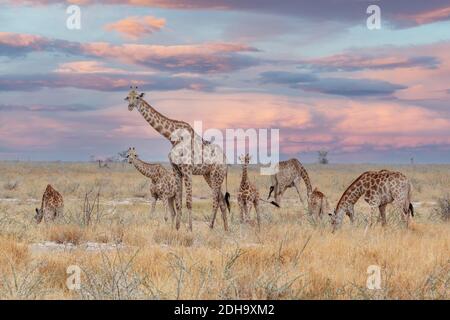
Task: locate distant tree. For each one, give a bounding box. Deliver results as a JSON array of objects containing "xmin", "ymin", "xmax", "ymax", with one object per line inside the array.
[
  {"xmin": 117, "ymin": 150, "xmax": 128, "ymax": 163},
  {"xmin": 318, "ymin": 150, "xmax": 329, "ymax": 165}
]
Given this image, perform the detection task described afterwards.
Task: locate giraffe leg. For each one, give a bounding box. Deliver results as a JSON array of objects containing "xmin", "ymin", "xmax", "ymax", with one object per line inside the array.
[
  {"xmin": 174, "ymin": 193, "xmax": 182, "ymax": 231},
  {"xmin": 379, "ymin": 204, "xmax": 387, "ymax": 226},
  {"xmin": 172, "ymin": 165, "xmax": 184, "ymax": 224},
  {"xmin": 168, "ymin": 197, "xmax": 177, "ymax": 229},
  {"xmin": 393, "ymin": 198, "xmax": 410, "ymax": 228},
  {"xmin": 56, "ymin": 206, "xmax": 63, "ymax": 221},
  {"xmin": 293, "ymin": 179, "xmax": 305, "ymax": 206},
  {"xmin": 203, "ymin": 174, "xmax": 218, "ymax": 229},
  {"xmin": 209, "ymin": 188, "xmax": 221, "ymax": 229},
  {"xmin": 348, "ymin": 207, "xmax": 355, "ymax": 224},
  {"xmin": 205, "ymin": 172, "xmax": 228, "ymax": 231},
  {"xmin": 149, "ymin": 195, "xmax": 157, "ymax": 219},
  {"xmin": 253, "ymin": 199, "xmax": 261, "ymax": 232},
  {"xmin": 245, "ymin": 200, "xmax": 251, "ymax": 222},
  {"xmin": 184, "ymin": 174, "xmax": 193, "ymax": 231},
  {"xmin": 161, "ymin": 198, "xmax": 170, "ymax": 227},
  {"xmin": 215, "ymin": 188, "xmax": 228, "ymax": 231},
  {"xmin": 212, "ymin": 174, "xmax": 228, "ymax": 231},
  {"xmin": 369, "ymin": 206, "xmax": 378, "ymax": 227},
  {"xmin": 238, "ymin": 199, "xmax": 245, "ymax": 223}
]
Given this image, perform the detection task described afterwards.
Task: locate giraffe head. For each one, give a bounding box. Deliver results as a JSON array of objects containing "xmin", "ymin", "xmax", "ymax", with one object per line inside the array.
[
  {"xmin": 329, "ymin": 205, "xmax": 346, "ymax": 232},
  {"xmin": 239, "ymin": 153, "xmax": 251, "ymax": 164},
  {"xmin": 124, "ymin": 86, "xmax": 145, "ymax": 111},
  {"xmin": 126, "ymin": 147, "xmax": 138, "ymax": 164},
  {"xmin": 34, "ymin": 208, "xmax": 44, "ymax": 224}
]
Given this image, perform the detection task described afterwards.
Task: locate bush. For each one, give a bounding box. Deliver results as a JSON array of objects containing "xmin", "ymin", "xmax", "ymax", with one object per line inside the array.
[
  {"xmin": 45, "ymin": 225, "xmax": 84, "ymax": 245},
  {"xmin": 3, "ymin": 180, "xmax": 19, "ymax": 191}
]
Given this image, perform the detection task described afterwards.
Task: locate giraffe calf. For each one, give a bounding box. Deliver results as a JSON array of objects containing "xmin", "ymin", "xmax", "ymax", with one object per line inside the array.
[
  {"xmin": 308, "ymin": 188, "xmax": 329, "ymax": 220},
  {"xmin": 126, "ymin": 147, "xmax": 181, "ymax": 229},
  {"xmin": 237, "ymin": 154, "xmax": 261, "ymax": 230},
  {"xmin": 35, "ymin": 184, "xmax": 64, "ymax": 224}
]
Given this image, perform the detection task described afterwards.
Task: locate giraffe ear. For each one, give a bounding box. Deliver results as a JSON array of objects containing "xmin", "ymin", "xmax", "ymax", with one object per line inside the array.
[
  {"xmin": 124, "ymin": 97, "xmax": 129, "ymax": 101},
  {"xmin": 139, "ymin": 93, "xmax": 145, "ymax": 98}
]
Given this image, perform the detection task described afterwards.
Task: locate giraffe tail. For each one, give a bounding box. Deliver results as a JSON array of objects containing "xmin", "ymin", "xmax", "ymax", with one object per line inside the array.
[
  {"xmin": 409, "ymin": 203, "xmax": 414, "ymax": 217},
  {"xmin": 224, "ymin": 164, "xmax": 231, "ymax": 213},
  {"xmin": 224, "ymin": 192, "xmax": 231, "ymax": 212},
  {"xmin": 270, "ymin": 201, "xmax": 280, "ymax": 208},
  {"xmin": 259, "ymin": 198, "xmax": 280, "ymax": 208},
  {"xmin": 408, "ymin": 181, "xmax": 414, "ymax": 217}
]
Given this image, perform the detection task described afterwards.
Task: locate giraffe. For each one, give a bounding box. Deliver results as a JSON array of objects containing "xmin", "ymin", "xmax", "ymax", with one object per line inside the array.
[
  {"xmin": 267, "ymin": 158, "xmax": 312, "ymax": 207},
  {"xmin": 34, "ymin": 184, "xmax": 63, "ymax": 224},
  {"xmin": 126, "ymin": 147, "xmax": 181, "ymax": 229},
  {"xmin": 329, "ymin": 169, "xmax": 414, "ymax": 232},
  {"xmin": 308, "ymin": 187, "xmax": 329, "ymax": 220},
  {"xmin": 237, "ymin": 154, "xmax": 261, "ymax": 230},
  {"xmin": 124, "ymin": 86, "xmax": 230, "ymax": 231}
]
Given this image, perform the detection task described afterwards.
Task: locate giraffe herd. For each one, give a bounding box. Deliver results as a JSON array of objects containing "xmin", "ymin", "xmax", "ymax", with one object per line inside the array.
[{"xmin": 34, "ymin": 87, "xmax": 415, "ymax": 232}]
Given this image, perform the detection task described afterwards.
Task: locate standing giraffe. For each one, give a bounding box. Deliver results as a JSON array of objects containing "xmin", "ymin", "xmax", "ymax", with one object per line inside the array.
[
  {"xmin": 126, "ymin": 147, "xmax": 181, "ymax": 229},
  {"xmin": 308, "ymin": 187, "xmax": 329, "ymax": 220},
  {"xmin": 237, "ymin": 154, "xmax": 261, "ymax": 230},
  {"xmin": 124, "ymin": 86, "xmax": 230, "ymax": 231},
  {"xmin": 329, "ymin": 169, "xmax": 414, "ymax": 232},
  {"xmin": 35, "ymin": 184, "xmax": 64, "ymax": 224},
  {"xmin": 267, "ymin": 158, "xmax": 312, "ymax": 207}
]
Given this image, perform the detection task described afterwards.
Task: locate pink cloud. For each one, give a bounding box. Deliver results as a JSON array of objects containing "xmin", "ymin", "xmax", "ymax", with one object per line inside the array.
[
  {"xmin": 54, "ymin": 60, "xmax": 155, "ymax": 75},
  {"xmin": 104, "ymin": 16, "xmax": 166, "ymax": 40},
  {"xmin": 0, "ymin": 114, "xmax": 70, "ymax": 148},
  {"xmin": 0, "ymin": 32, "xmax": 260, "ymax": 73},
  {"xmin": 104, "ymin": 91, "xmax": 450, "ymax": 154},
  {"xmin": 55, "ymin": 60, "xmax": 126, "ymax": 74},
  {"xmin": 396, "ymin": 6, "xmax": 450, "ymax": 25}
]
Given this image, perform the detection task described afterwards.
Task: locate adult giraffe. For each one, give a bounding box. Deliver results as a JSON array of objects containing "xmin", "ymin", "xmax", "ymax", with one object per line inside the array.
[{"xmin": 124, "ymin": 86, "xmax": 230, "ymax": 231}]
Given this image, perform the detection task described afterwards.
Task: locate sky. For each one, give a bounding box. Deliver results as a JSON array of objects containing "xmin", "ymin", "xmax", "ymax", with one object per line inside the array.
[{"xmin": 0, "ymin": 0, "xmax": 449, "ymax": 164}]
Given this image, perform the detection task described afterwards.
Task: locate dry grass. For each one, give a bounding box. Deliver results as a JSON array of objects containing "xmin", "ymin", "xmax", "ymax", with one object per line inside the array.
[{"xmin": 0, "ymin": 161, "xmax": 448, "ymax": 299}]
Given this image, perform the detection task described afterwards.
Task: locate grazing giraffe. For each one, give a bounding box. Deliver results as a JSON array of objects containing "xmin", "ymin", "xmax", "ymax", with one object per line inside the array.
[
  {"xmin": 267, "ymin": 158, "xmax": 312, "ymax": 207},
  {"xmin": 34, "ymin": 184, "xmax": 63, "ymax": 224},
  {"xmin": 329, "ymin": 170, "xmax": 414, "ymax": 232},
  {"xmin": 126, "ymin": 147, "xmax": 181, "ymax": 229},
  {"xmin": 124, "ymin": 86, "xmax": 230, "ymax": 231},
  {"xmin": 237, "ymin": 154, "xmax": 261, "ymax": 230},
  {"xmin": 308, "ymin": 187, "xmax": 329, "ymax": 220}
]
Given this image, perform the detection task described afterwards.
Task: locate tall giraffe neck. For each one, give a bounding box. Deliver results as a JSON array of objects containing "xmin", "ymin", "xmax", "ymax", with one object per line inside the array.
[
  {"xmin": 137, "ymin": 99, "xmax": 192, "ymax": 144},
  {"xmin": 293, "ymin": 160, "xmax": 313, "ymax": 196},
  {"xmin": 131, "ymin": 157, "xmax": 161, "ymax": 181},
  {"xmin": 336, "ymin": 175, "xmax": 366, "ymax": 210},
  {"xmin": 242, "ymin": 163, "xmax": 249, "ymax": 183}
]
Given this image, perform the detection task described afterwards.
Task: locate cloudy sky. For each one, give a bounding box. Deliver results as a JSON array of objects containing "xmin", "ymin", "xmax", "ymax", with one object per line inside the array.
[{"xmin": 1, "ymin": 0, "xmax": 450, "ymax": 163}]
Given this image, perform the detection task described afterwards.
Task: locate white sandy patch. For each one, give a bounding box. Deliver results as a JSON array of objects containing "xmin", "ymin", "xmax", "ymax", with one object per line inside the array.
[{"xmin": 30, "ymin": 241, "xmax": 125, "ymax": 253}]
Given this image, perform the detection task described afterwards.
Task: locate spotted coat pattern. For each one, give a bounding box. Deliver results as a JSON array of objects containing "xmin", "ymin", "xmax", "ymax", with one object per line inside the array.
[
  {"xmin": 237, "ymin": 154, "xmax": 261, "ymax": 230},
  {"xmin": 330, "ymin": 170, "xmax": 414, "ymax": 231},
  {"xmin": 35, "ymin": 184, "xmax": 63, "ymax": 223}
]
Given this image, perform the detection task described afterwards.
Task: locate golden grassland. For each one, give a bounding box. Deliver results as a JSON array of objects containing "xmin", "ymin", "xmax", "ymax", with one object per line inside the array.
[{"xmin": 0, "ymin": 161, "xmax": 448, "ymax": 299}]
